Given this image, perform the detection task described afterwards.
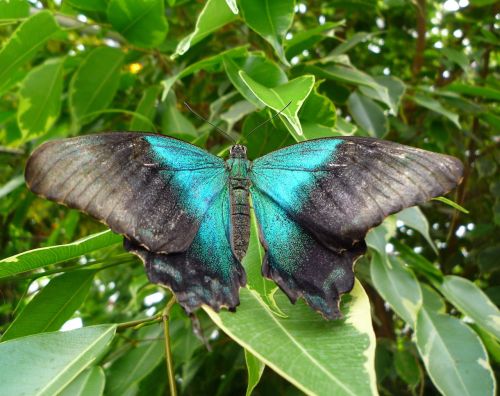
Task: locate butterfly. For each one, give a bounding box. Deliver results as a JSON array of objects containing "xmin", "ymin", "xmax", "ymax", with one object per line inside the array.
[{"xmin": 25, "ymin": 133, "xmax": 463, "ymax": 319}]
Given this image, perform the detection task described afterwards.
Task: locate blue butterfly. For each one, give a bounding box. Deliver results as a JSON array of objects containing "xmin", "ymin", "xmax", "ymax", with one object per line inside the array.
[{"xmin": 25, "ymin": 133, "xmax": 462, "ymax": 319}]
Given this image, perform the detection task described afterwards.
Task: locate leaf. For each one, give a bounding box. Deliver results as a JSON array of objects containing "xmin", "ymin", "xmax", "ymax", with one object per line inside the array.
[
  {"xmin": 130, "ymin": 85, "xmax": 161, "ymax": 131},
  {"xmin": 440, "ymin": 275, "xmax": 500, "ymax": 340},
  {"xmin": 64, "ymin": 0, "xmax": 108, "ymax": 13},
  {"xmin": 239, "ymin": 71, "xmax": 315, "ymax": 141},
  {"xmin": 396, "ymin": 206, "xmax": 437, "ymax": 254},
  {"xmin": 394, "ymin": 347, "xmax": 420, "ymax": 388},
  {"xmin": 0, "ymin": 0, "xmax": 29, "ymax": 19},
  {"xmin": 0, "ymin": 325, "xmax": 116, "ymax": 396},
  {"xmin": 415, "ymin": 307, "xmax": 496, "ymax": 396},
  {"xmin": 421, "ymin": 284, "xmax": 446, "ymax": 313},
  {"xmin": 59, "ymin": 366, "xmax": 106, "ymax": 396},
  {"xmin": 174, "ymin": 0, "xmax": 237, "ymax": 56},
  {"xmin": 360, "ymin": 75, "xmax": 406, "ymax": 115},
  {"xmin": 347, "ymin": 91, "xmax": 388, "ymax": 138},
  {"xmin": 0, "ymin": 174, "xmax": 24, "ymax": 199},
  {"xmin": 223, "ymin": 54, "xmax": 288, "ymax": 108},
  {"xmin": 441, "ymin": 48, "xmax": 469, "ymax": 72},
  {"xmin": 17, "ymin": 57, "xmax": 65, "ymax": 141},
  {"xmin": 306, "ymin": 64, "xmax": 392, "ymax": 109},
  {"xmin": 207, "ymin": 281, "xmax": 376, "ymax": 396},
  {"xmin": 285, "ymin": 22, "xmax": 339, "ymax": 59},
  {"xmin": 245, "ymin": 350, "xmax": 265, "ymax": 396},
  {"xmin": 2, "ymin": 270, "xmax": 96, "ymax": 341},
  {"xmin": 220, "ymin": 100, "xmax": 256, "ymax": 132},
  {"xmin": 433, "ymin": 196, "xmax": 470, "ymax": 214},
  {"xmin": 411, "ymin": 93, "xmax": 460, "ymax": 128},
  {"xmin": 239, "ymin": 0, "xmax": 295, "ymax": 65},
  {"xmin": 69, "ymin": 47, "xmax": 125, "ymax": 124},
  {"xmin": 0, "ymin": 230, "xmax": 121, "ymax": 279},
  {"xmin": 161, "ymin": 92, "xmax": 197, "ymax": 137},
  {"xmin": 0, "ymin": 11, "xmax": 60, "ymax": 95},
  {"xmin": 225, "ymin": 0, "xmax": 239, "ymax": 14},
  {"xmin": 392, "ymin": 240, "xmax": 443, "ymax": 282},
  {"xmin": 370, "ymin": 253, "xmax": 422, "ymax": 327},
  {"xmin": 445, "ymin": 82, "xmax": 500, "ymax": 101},
  {"xmin": 106, "ymin": 326, "xmax": 165, "ymax": 395},
  {"xmin": 162, "ymin": 46, "xmax": 247, "ymax": 99},
  {"xmin": 299, "ymin": 83, "xmax": 337, "ymax": 128},
  {"xmin": 107, "ymin": 0, "xmax": 168, "ymax": 48},
  {"xmin": 330, "ymin": 32, "xmax": 373, "ymax": 56}
]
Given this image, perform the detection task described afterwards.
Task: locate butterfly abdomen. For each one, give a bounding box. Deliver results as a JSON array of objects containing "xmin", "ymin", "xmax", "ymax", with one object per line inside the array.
[{"xmin": 227, "ymin": 151, "xmax": 251, "ymax": 262}]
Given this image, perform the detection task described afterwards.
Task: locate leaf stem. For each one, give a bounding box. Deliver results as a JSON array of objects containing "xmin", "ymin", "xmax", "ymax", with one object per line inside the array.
[
  {"xmin": 163, "ymin": 295, "xmax": 178, "ymax": 396},
  {"xmin": 117, "ymin": 313, "xmax": 163, "ymax": 331}
]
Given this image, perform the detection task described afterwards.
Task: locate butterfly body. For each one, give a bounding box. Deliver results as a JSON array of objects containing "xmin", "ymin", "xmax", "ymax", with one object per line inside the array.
[{"xmin": 25, "ymin": 133, "xmax": 463, "ymax": 319}]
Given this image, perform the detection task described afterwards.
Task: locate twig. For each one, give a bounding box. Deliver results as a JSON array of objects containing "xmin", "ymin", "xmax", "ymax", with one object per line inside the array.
[
  {"xmin": 411, "ymin": 0, "xmax": 426, "ymax": 78},
  {"xmin": 163, "ymin": 295, "xmax": 178, "ymax": 396}
]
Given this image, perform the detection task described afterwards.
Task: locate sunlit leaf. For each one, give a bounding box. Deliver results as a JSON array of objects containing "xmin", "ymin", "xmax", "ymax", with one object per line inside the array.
[
  {"xmin": 396, "ymin": 206, "xmax": 437, "ymax": 254},
  {"xmin": 239, "ymin": 71, "xmax": 314, "ymax": 141},
  {"xmin": 69, "ymin": 47, "xmax": 124, "ymax": 124},
  {"xmin": 0, "ymin": 230, "xmax": 121, "ymax": 279},
  {"xmin": 206, "ymin": 281, "xmax": 377, "ymax": 396},
  {"xmin": 59, "ymin": 366, "xmax": 106, "ymax": 396},
  {"xmin": 245, "ymin": 350, "xmax": 265, "ymax": 396},
  {"xmin": 17, "ymin": 57, "xmax": 64, "ymax": 141},
  {"xmin": 107, "ymin": 0, "xmax": 168, "ymax": 48},
  {"xmin": 0, "ymin": 325, "xmax": 116, "ymax": 396},
  {"xmin": 0, "ymin": 0, "xmax": 29, "ymax": 19},
  {"xmin": 2, "ymin": 270, "xmax": 96, "ymax": 341},
  {"xmin": 0, "ymin": 11, "xmax": 59, "ymax": 95}
]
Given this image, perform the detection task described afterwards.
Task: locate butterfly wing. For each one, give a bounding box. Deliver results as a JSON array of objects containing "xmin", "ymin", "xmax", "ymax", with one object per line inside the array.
[
  {"xmin": 250, "ymin": 136, "xmax": 463, "ymax": 318},
  {"xmin": 25, "ymin": 133, "xmax": 225, "ymax": 253},
  {"xmin": 26, "ymin": 132, "xmax": 245, "ymax": 311},
  {"xmin": 125, "ymin": 186, "xmax": 245, "ymax": 312}
]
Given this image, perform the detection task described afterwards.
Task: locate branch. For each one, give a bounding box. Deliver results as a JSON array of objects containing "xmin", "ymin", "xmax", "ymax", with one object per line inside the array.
[{"xmin": 412, "ymin": 0, "xmax": 426, "ymax": 78}]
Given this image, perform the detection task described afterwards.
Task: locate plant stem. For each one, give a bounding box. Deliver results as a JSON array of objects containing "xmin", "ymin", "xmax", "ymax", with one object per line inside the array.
[
  {"xmin": 117, "ymin": 313, "xmax": 163, "ymax": 331},
  {"xmin": 163, "ymin": 295, "xmax": 178, "ymax": 396}
]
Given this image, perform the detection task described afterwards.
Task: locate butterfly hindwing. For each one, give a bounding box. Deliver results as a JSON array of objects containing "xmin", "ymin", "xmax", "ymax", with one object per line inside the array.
[
  {"xmin": 250, "ymin": 137, "xmax": 463, "ymax": 318},
  {"xmin": 25, "ymin": 133, "xmax": 226, "ymax": 253}
]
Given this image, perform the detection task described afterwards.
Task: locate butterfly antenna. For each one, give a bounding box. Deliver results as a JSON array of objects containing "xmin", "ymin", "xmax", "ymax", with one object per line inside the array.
[
  {"xmin": 183, "ymin": 102, "xmax": 236, "ymax": 143},
  {"xmin": 245, "ymin": 101, "xmax": 292, "ymax": 138}
]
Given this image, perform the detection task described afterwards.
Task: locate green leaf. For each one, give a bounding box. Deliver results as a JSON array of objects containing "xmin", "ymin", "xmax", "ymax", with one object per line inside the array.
[
  {"xmin": 2, "ymin": 270, "xmax": 96, "ymax": 341},
  {"xmin": 245, "ymin": 350, "xmax": 265, "ymax": 396},
  {"xmin": 0, "ymin": 230, "xmax": 121, "ymax": 279},
  {"xmin": 411, "ymin": 93, "xmax": 460, "ymax": 128},
  {"xmin": 162, "ymin": 46, "xmax": 247, "ymax": 99},
  {"xmin": 0, "ymin": 0, "xmax": 29, "ymax": 19},
  {"xmin": 0, "ymin": 325, "xmax": 116, "ymax": 396},
  {"xmin": 225, "ymin": 0, "xmax": 239, "ymax": 14},
  {"xmin": 299, "ymin": 83, "xmax": 337, "ymax": 128},
  {"xmin": 17, "ymin": 57, "xmax": 65, "ymax": 141},
  {"xmin": 107, "ymin": 0, "xmax": 168, "ymax": 48},
  {"xmin": 223, "ymin": 54, "xmax": 288, "ymax": 108},
  {"xmin": 69, "ymin": 47, "xmax": 125, "ymax": 124},
  {"xmin": 347, "ymin": 91, "xmax": 388, "ymax": 138},
  {"xmin": 441, "ymin": 48, "xmax": 469, "ymax": 72},
  {"xmin": 206, "ymin": 281, "xmax": 377, "ymax": 396},
  {"xmin": 370, "ymin": 253, "xmax": 422, "ymax": 327},
  {"xmin": 0, "ymin": 174, "xmax": 24, "ymax": 199},
  {"xmin": 106, "ymin": 326, "xmax": 165, "ymax": 395},
  {"xmin": 421, "ymin": 284, "xmax": 446, "ymax": 313},
  {"xmin": 239, "ymin": 0, "xmax": 295, "ymax": 65},
  {"xmin": 360, "ymin": 75, "xmax": 405, "ymax": 115},
  {"xmin": 64, "ymin": 0, "xmax": 108, "ymax": 13},
  {"xmin": 330, "ymin": 32, "xmax": 373, "ymax": 56},
  {"xmin": 130, "ymin": 85, "xmax": 161, "ymax": 131},
  {"xmin": 306, "ymin": 64, "xmax": 392, "ymax": 109},
  {"xmin": 161, "ymin": 92, "xmax": 197, "ymax": 137},
  {"xmin": 432, "ymin": 196, "xmax": 470, "ymax": 214},
  {"xmin": 392, "ymin": 240, "xmax": 443, "ymax": 282},
  {"xmin": 174, "ymin": 0, "xmax": 237, "ymax": 56},
  {"xmin": 220, "ymin": 100, "xmax": 256, "ymax": 132},
  {"xmin": 396, "ymin": 206, "xmax": 437, "ymax": 254},
  {"xmin": 239, "ymin": 71, "xmax": 315, "ymax": 141},
  {"xmin": 415, "ymin": 307, "xmax": 495, "ymax": 396},
  {"xmin": 285, "ymin": 22, "xmax": 339, "ymax": 59},
  {"xmin": 59, "ymin": 366, "xmax": 106, "ymax": 396},
  {"xmin": 366, "ymin": 219, "xmax": 397, "ymax": 256},
  {"xmin": 394, "ymin": 347, "xmax": 420, "ymax": 388},
  {"xmin": 0, "ymin": 11, "xmax": 60, "ymax": 95},
  {"xmin": 440, "ymin": 275, "xmax": 500, "ymax": 340},
  {"xmin": 446, "ymin": 82, "xmax": 500, "ymax": 101}
]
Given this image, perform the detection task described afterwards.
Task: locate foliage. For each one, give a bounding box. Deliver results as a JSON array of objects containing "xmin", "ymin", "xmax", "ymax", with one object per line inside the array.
[{"xmin": 0, "ymin": 0, "xmax": 498, "ymax": 395}]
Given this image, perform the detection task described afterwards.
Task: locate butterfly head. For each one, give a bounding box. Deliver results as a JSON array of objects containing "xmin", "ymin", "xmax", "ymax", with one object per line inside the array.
[{"xmin": 229, "ymin": 145, "xmax": 247, "ymax": 159}]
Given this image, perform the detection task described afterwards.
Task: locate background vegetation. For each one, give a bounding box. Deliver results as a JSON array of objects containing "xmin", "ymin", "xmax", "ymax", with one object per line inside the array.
[{"xmin": 0, "ymin": 0, "xmax": 498, "ymax": 395}]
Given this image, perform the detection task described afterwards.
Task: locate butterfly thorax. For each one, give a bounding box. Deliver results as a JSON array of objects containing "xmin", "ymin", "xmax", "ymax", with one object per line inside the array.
[{"xmin": 226, "ymin": 145, "xmax": 251, "ymax": 261}]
